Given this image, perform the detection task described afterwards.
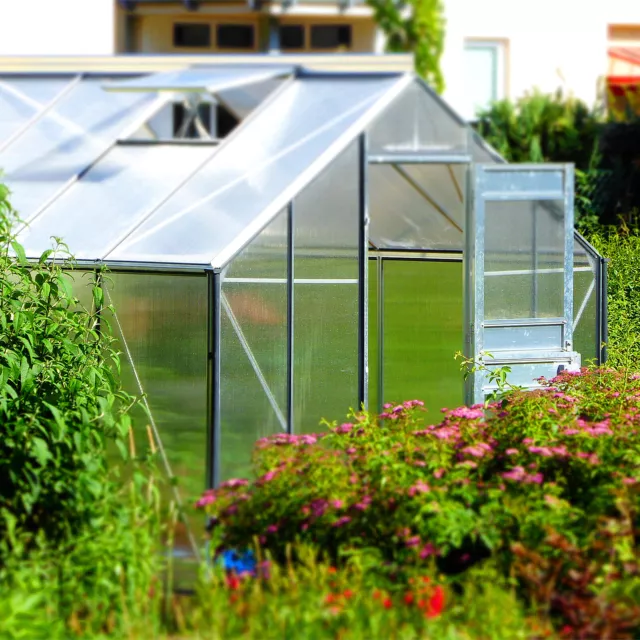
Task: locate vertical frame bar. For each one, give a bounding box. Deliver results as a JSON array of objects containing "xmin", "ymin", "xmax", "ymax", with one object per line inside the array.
[
  {"xmin": 206, "ymin": 270, "xmax": 222, "ymax": 488},
  {"xmin": 358, "ymin": 133, "xmax": 369, "ymax": 409},
  {"xmin": 286, "ymin": 201, "xmax": 294, "ymax": 434},
  {"xmin": 563, "ymin": 164, "xmax": 575, "ymax": 349},
  {"xmin": 601, "ymin": 257, "xmax": 609, "ymax": 364},
  {"xmin": 376, "ymin": 255, "xmax": 384, "ymax": 414}
]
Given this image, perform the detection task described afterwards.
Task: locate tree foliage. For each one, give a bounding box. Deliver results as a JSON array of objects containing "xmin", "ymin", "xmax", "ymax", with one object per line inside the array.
[{"xmin": 368, "ymin": 0, "xmax": 445, "ymax": 93}]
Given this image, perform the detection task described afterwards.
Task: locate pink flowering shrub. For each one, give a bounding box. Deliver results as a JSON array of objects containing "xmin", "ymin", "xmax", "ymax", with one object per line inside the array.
[{"xmin": 197, "ymin": 368, "xmax": 640, "ymax": 635}]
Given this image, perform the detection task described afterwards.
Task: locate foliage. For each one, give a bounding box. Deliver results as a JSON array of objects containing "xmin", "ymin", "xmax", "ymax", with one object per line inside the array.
[
  {"xmin": 0, "ymin": 186, "xmax": 164, "ymax": 637},
  {"xmin": 367, "ymin": 0, "xmax": 445, "ymax": 93},
  {"xmin": 587, "ymin": 225, "xmax": 640, "ymax": 368},
  {"xmin": 198, "ymin": 369, "xmax": 640, "ymax": 637},
  {"xmin": 0, "ymin": 184, "xmax": 138, "ymax": 548},
  {"xmin": 474, "ymin": 89, "xmax": 601, "ymax": 169}
]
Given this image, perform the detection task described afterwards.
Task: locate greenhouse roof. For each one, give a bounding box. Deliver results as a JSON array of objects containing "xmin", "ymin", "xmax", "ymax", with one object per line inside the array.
[{"xmin": 0, "ymin": 64, "xmax": 489, "ymax": 270}]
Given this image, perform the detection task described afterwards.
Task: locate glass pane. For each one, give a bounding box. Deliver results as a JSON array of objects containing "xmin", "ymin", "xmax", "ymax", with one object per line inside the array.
[
  {"xmin": 369, "ymin": 163, "xmax": 463, "ymax": 250},
  {"xmin": 368, "ymin": 81, "xmax": 468, "ymax": 155},
  {"xmin": 293, "ymin": 140, "xmax": 359, "ymax": 279},
  {"xmin": 400, "ymin": 163, "xmax": 467, "ymax": 228},
  {"xmin": 484, "ymin": 200, "xmax": 565, "ymax": 320},
  {"xmin": 0, "ymin": 76, "xmax": 74, "ymax": 143},
  {"xmin": 573, "ymin": 237, "xmax": 598, "ymax": 362},
  {"xmin": 220, "ymin": 211, "xmax": 288, "ymax": 481},
  {"xmin": 383, "ymin": 260, "xmax": 463, "ymax": 413},
  {"xmin": 294, "ymin": 283, "xmax": 358, "ymax": 433},
  {"xmin": 104, "ymin": 67, "xmax": 293, "ymax": 93},
  {"xmin": 19, "ymin": 144, "xmax": 214, "ymax": 260},
  {"xmin": 107, "ymin": 76, "xmax": 404, "ymax": 266},
  {"xmin": 293, "ymin": 139, "xmax": 359, "ymax": 432},
  {"xmin": 0, "ymin": 77, "xmax": 158, "ymax": 219},
  {"xmin": 217, "ymin": 77, "xmax": 285, "ymax": 120},
  {"xmin": 368, "ymin": 258, "xmax": 379, "ymax": 413},
  {"xmin": 104, "ymin": 274, "xmax": 208, "ymax": 560}
]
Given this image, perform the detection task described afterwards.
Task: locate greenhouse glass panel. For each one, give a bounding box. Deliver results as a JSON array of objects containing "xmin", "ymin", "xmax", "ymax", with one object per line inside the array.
[
  {"xmin": 0, "ymin": 77, "xmax": 159, "ymax": 219},
  {"xmin": 573, "ymin": 237, "xmax": 598, "ymax": 362},
  {"xmin": 382, "ymin": 260, "xmax": 463, "ymax": 413},
  {"xmin": 368, "ymin": 163, "xmax": 463, "ymax": 250},
  {"xmin": 293, "ymin": 141, "xmax": 359, "ymax": 433},
  {"xmin": 0, "ymin": 76, "xmax": 74, "ymax": 144},
  {"xmin": 103, "ymin": 66, "xmax": 293, "ymax": 93},
  {"xmin": 368, "ymin": 258, "xmax": 379, "ymax": 413},
  {"xmin": 107, "ymin": 75, "xmax": 406, "ymax": 266},
  {"xmin": 217, "ymin": 77, "xmax": 286, "ymax": 119},
  {"xmin": 368, "ymin": 81, "xmax": 468, "ymax": 155},
  {"xmin": 19, "ymin": 144, "xmax": 214, "ymax": 260},
  {"xmin": 484, "ymin": 200, "xmax": 565, "ymax": 320},
  {"xmin": 105, "ymin": 273, "xmax": 208, "ymax": 557},
  {"xmin": 399, "ymin": 163, "xmax": 467, "ymax": 228},
  {"xmin": 220, "ymin": 210, "xmax": 288, "ymax": 481}
]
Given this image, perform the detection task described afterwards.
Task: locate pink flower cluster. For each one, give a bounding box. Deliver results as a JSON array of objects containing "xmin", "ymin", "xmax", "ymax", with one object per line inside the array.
[
  {"xmin": 501, "ymin": 466, "xmax": 544, "ymax": 484},
  {"xmin": 380, "ymin": 400, "xmax": 425, "ymax": 419}
]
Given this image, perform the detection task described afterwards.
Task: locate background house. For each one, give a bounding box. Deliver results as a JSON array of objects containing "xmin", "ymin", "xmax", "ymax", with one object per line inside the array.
[{"xmin": 0, "ymin": 0, "xmax": 639, "ymax": 117}]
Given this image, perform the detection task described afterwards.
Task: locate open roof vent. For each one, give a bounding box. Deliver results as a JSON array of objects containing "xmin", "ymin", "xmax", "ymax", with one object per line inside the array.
[{"xmin": 102, "ymin": 66, "xmax": 294, "ymax": 144}]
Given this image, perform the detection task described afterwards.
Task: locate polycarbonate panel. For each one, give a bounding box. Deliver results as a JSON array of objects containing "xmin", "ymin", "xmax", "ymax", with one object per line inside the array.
[
  {"xmin": 484, "ymin": 200, "xmax": 565, "ymax": 320},
  {"xmin": 482, "ymin": 168, "xmax": 565, "ymax": 195},
  {"xmin": 484, "ymin": 324, "xmax": 563, "ymax": 351},
  {"xmin": 19, "ymin": 144, "xmax": 214, "ymax": 260},
  {"xmin": 106, "ymin": 75, "xmax": 406, "ymax": 266},
  {"xmin": 369, "ymin": 164, "xmax": 463, "ymax": 250},
  {"xmin": 220, "ymin": 211, "xmax": 288, "ymax": 481},
  {"xmin": 0, "ymin": 76, "xmax": 74, "ymax": 143},
  {"xmin": 368, "ymin": 81, "xmax": 467, "ymax": 154},
  {"xmin": 294, "ymin": 140, "xmax": 359, "ymax": 279},
  {"xmin": 218, "ymin": 77, "xmax": 285, "ymax": 120},
  {"xmin": 573, "ymin": 237, "xmax": 598, "ymax": 362},
  {"xmin": 382, "ymin": 260, "xmax": 463, "ymax": 413},
  {"xmin": 0, "ymin": 77, "xmax": 159, "ymax": 219},
  {"xmin": 105, "ymin": 273, "xmax": 208, "ymax": 557},
  {"xmin": 294, "ymin": 283, "xmax": 358, "ymax": 434},
  {"xmin": 471, "ymin": 132, "xmax": 501, "ymax": 164},
  {"xmin": 400, "ymin": 163, "xmax": 467, "ymax": 228},
  {"xmin": 103, "ymin": 66, "xmax": 293, "ymax": 93}
]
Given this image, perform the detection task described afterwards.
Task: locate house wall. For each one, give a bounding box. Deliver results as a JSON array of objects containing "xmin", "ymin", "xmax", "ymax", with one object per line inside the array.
[
  {"xmin": 442, "ymin": 0, "xmax": 640, "ymax": 118},
  {"xmin": 0, "ymin": 0, "xmax": 115, "ymax": 55}
]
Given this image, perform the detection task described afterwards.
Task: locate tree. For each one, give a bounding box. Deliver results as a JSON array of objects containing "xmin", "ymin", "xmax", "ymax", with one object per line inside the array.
[{"xmin": 367, "ymin": 0, "xmax": 446, "ymax": 94}]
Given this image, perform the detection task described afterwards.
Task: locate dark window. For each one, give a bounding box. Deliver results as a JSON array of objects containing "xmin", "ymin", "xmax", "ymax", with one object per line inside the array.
[
  {"xmin": 217, "ymin": 104, "xmax": 239, "ymax": 138},
  {"xmin": 310, "ymin": 24, "xmax": 352, "ymax": 49},
  {"xmin": 279, "ymin": 25, "xmax": 305, "ymax": 50},
  {"xmin": 172, "ymin": 103, "xmax": 212, "ymax": 138},
  {"xmin": 173, "ymin": 23, "xmax": 211, "ymax": 48},
  {"xmin": 217, "ymin": 24, "xmax": 255, "ymax": 49}
]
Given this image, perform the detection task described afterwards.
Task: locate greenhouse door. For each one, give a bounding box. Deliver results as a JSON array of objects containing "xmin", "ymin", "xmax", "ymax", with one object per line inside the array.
[{"xmin": 465, "ymin": 164, "xmax": 581, "ymax": 404}]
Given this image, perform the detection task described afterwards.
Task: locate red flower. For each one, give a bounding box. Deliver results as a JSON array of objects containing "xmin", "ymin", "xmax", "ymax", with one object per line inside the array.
[
  {"xmin": 226, "ymin": 574, "xmax": 241, "ymax": 591},
  {"xmin": 328, "ymin": 567, "xmax": 337, "ymax": 574},
  {"xmin": 343, "ymin": 589, "xmax": 354, "ymax": 599},
  {"xmin": 382, "ymin": 597, "xmax": 393, "ymax": 609},
  {"xmin": 325, "ymin": 593, "xmax": 337, "ymax": 605},
  {"xmin": 426, "ymin": 586, "xmax": 445, "ymax": 618},
  {"xmin": 404, "ymin": 593, "xmax": 414, "ymax": 606}
]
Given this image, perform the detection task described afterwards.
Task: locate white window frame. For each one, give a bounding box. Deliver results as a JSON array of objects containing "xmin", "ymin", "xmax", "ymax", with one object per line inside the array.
[{"xmin": 463, "ymin": 38, "xmax": 508, "ymax": 121}]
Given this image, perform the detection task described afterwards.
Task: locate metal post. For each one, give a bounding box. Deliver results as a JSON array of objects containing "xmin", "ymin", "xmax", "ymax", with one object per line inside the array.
[
  {"xmin": 206, "ymin": 271, "xmax": 221, "ymax": 488},
  {"xmin": 601, "ymin": 257, "xmax": 609, "ymax": 364},
  {"xmin": 286, "ymin": 201, "xmax": 294, "ymax": 434},
  {"xmin": 377, "ymin": 256, "xmax": 384, "ymax": 414},
  {"xmin": 358, "ymin": 133, "xmax": 369, "ymax": 410}
]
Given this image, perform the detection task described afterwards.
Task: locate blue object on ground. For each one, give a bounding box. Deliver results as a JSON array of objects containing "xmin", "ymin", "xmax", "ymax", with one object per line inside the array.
[{"xmin": 218, "ymin": 549, "xmax": 256, "ymax": 574}]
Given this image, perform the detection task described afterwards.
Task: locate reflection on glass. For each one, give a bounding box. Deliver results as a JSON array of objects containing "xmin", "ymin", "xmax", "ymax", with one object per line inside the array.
[{"xmin": 484, "ymin": 200, "xmax": 565, "ymax": 320}]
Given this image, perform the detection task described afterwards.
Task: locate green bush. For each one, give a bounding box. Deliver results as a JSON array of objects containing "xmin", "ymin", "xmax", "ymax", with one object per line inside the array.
[{"xmin": 199, "ymin": 369, "xmax": 640, "ymax": 637}]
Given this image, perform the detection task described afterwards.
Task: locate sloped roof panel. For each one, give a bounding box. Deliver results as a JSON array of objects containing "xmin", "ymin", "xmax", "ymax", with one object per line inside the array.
[
  {"xmin": 18, "ymin": 143, "xmax": 215, "ymax": 260},
  {"xmin": 106, "ymin": 74, "xmax": 410, "ymax": 268},
  {"xmin": 0, "ymin": 76, "xmax": 162, "ymax": 220}
]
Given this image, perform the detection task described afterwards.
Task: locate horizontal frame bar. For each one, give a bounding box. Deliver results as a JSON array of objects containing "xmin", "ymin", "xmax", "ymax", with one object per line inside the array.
[{"xmin": 368, "ymin": 154, "xmax": 471, "ymax": 164}]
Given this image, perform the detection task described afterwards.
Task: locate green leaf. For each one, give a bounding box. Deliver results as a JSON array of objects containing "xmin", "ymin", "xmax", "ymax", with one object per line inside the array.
[
  {"xmin": 31, "ymin": 437, "xmax": 52, "ymax": 466},
  {"xmin": 10, "ymin": 240, "xmax": 27, "ymax": 265}
]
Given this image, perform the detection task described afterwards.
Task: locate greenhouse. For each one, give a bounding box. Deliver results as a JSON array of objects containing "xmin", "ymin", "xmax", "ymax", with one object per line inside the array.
[{"xmin": 0, "ymin": 63, "xmax": 606, "ymax": 555}]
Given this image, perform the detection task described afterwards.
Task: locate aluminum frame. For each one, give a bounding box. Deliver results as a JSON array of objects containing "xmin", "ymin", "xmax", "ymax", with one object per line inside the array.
[{"xmin": 466, "ymin": 163, "xmax": 579, "ymax": 404}]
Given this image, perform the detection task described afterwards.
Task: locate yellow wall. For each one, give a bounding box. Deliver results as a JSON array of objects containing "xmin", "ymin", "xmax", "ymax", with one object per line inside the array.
[{"xmin": 115, "ymin": 4, "xmax": 377, "ymax": 54}]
